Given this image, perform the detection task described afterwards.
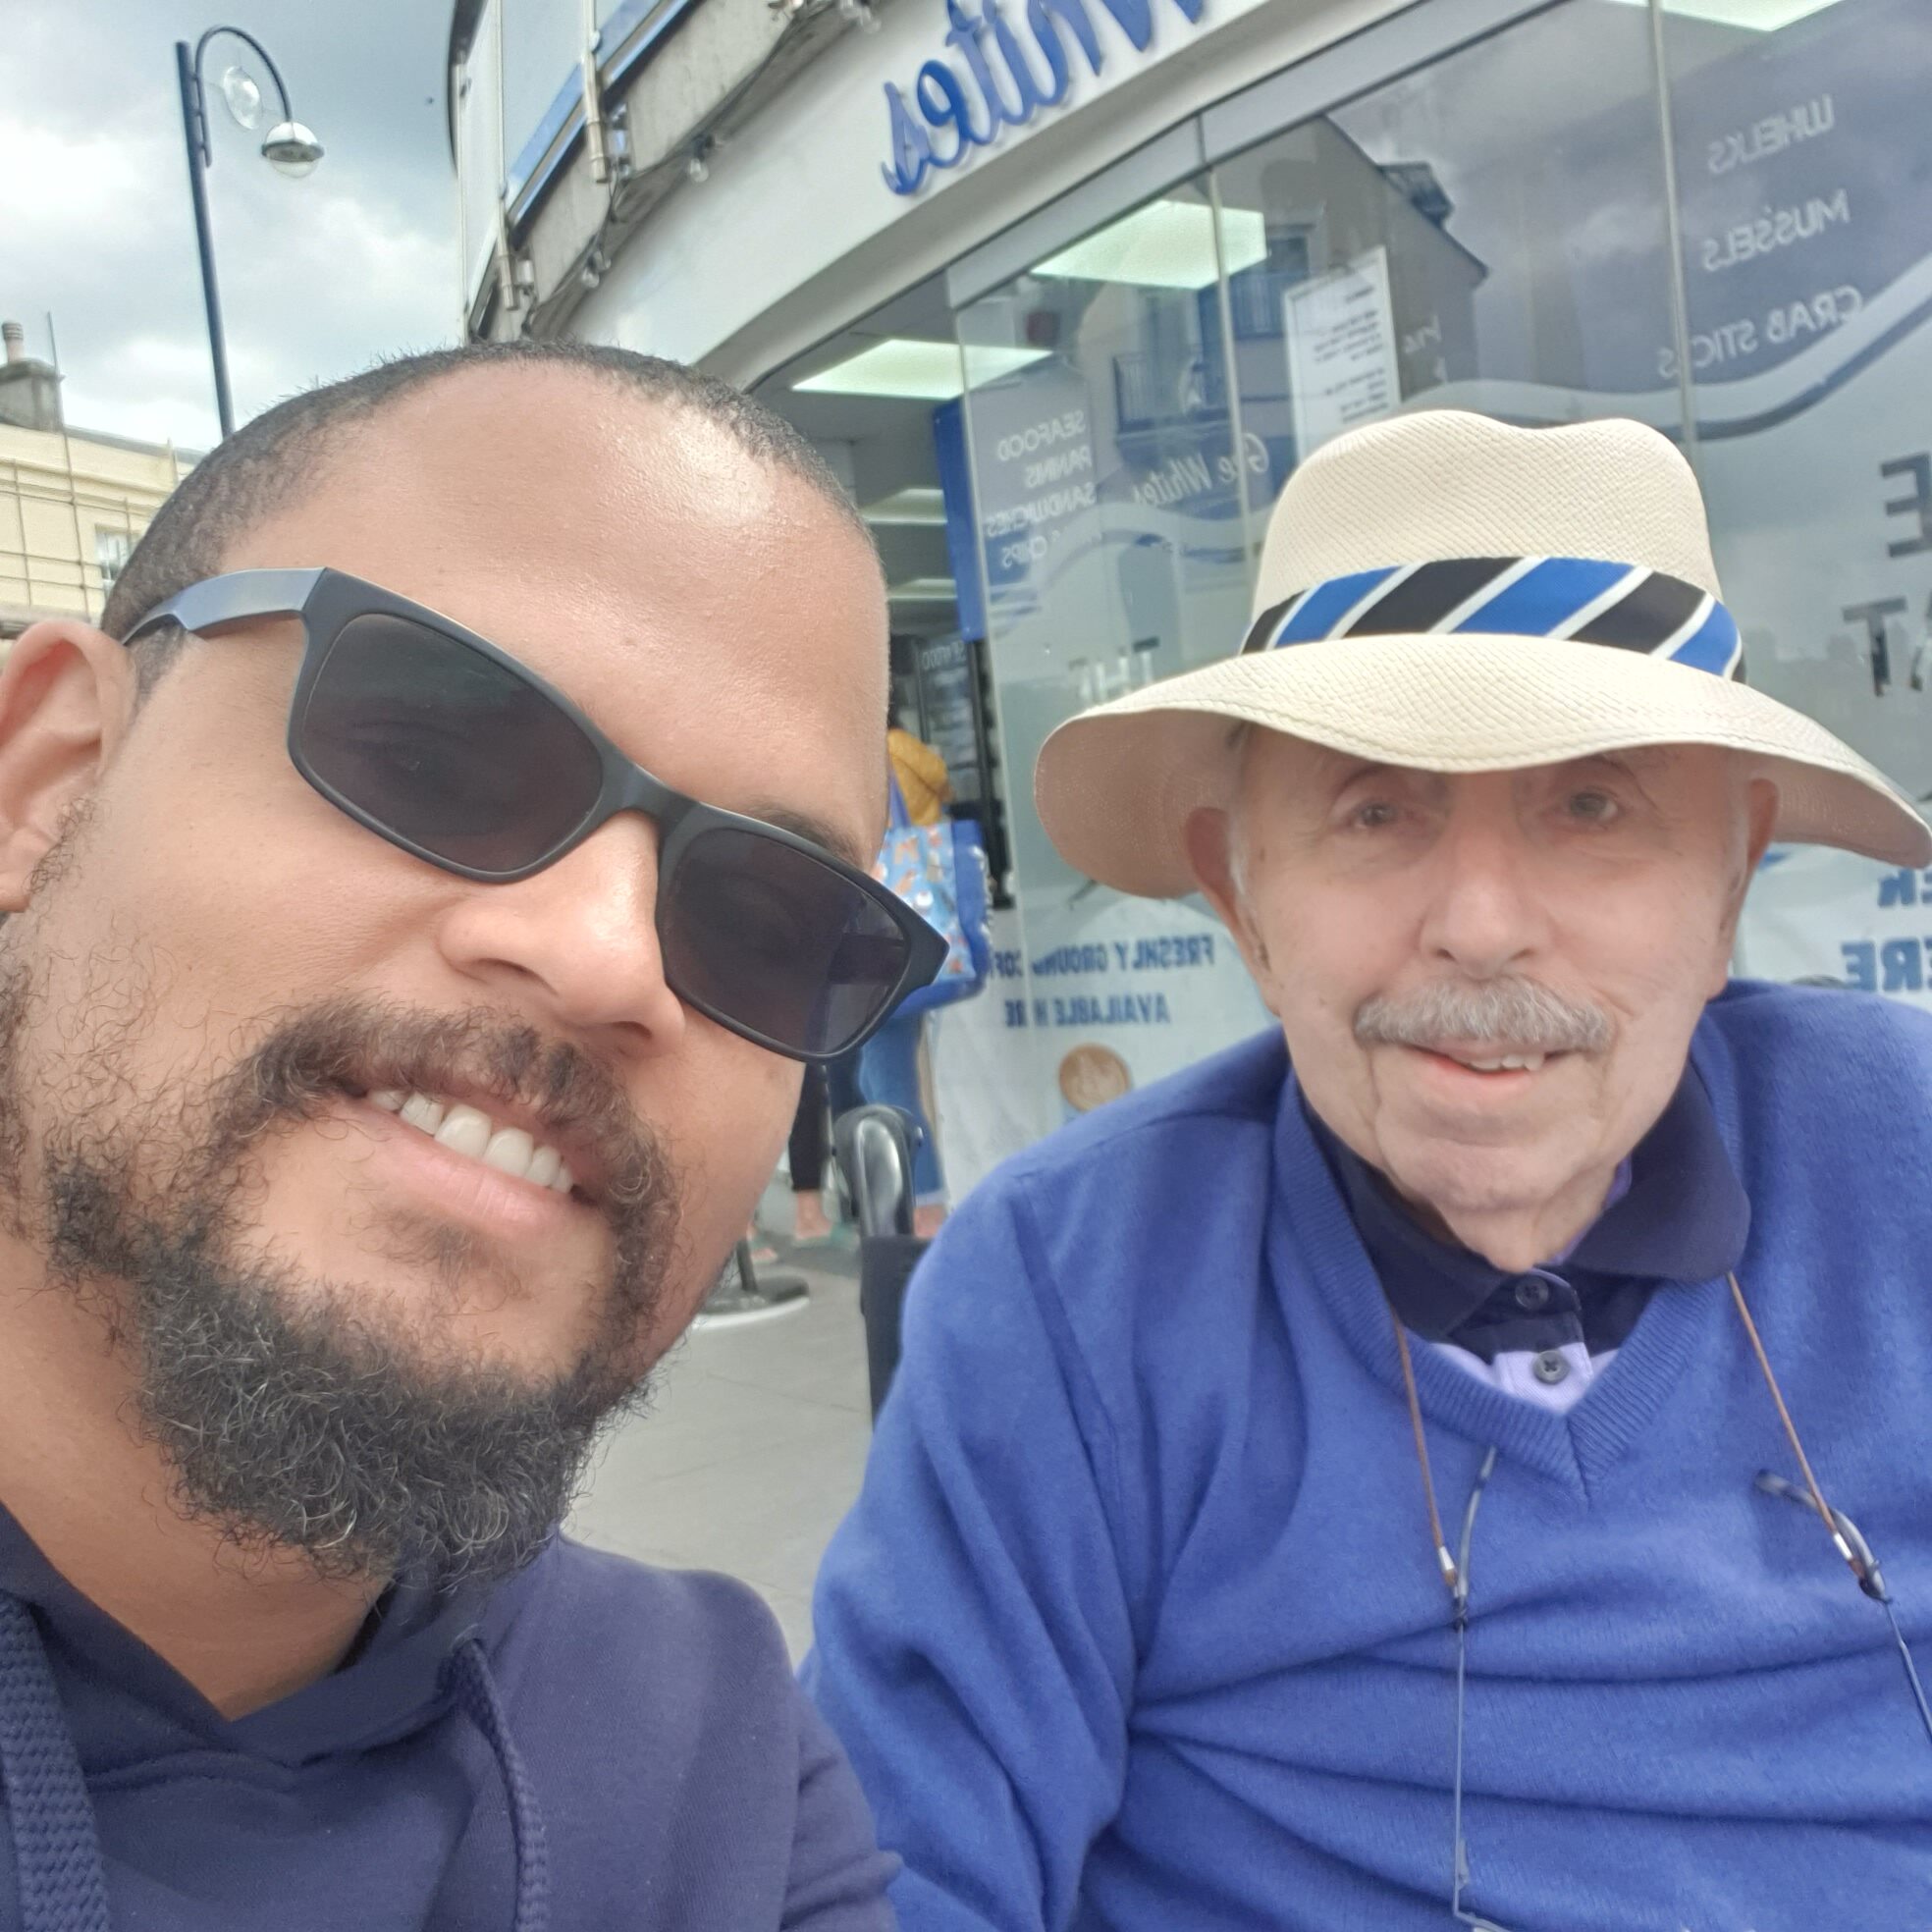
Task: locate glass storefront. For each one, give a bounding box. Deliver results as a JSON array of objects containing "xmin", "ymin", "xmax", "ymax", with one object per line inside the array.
[
  {"xmin": 760, "ymin": 0, "xmax": 1932, "ymax": 1190},
  {"xmin": 1661, "ymin": 0, "xmax": 1932, "ymax": 993},
  {"xmin": 948, "ymin": 163, "xmax": 1269, "ymax": 1154}
]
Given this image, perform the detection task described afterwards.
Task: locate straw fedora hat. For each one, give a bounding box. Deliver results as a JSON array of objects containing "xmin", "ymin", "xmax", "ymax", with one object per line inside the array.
[{"xmin": 1035, "ymin": 409, "xmax": 1932, "ymax": 897}]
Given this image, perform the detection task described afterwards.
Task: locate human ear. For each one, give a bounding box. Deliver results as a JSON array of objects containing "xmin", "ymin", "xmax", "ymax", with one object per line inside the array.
[
  {"xmin": 0, "ymin": 620, "xmax": 135, "ymax": 912},
  {"xmin": 1741, "ymin": 777, "xmax": 1779, "ymax": 879},
  {"xmin": 1711, "ymin": 776, "xmax": 1781, "ymax": 993},
  {"xmin": 1185, "ymin": 806, "xmax": 1275, "ymax": 994}
]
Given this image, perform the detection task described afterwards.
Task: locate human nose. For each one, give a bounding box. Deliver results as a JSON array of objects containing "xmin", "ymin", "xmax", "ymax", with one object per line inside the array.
[
  {"xmin": 1414, "ymin": 793, "xmax": 1551, "ymax": 981},
  {"xmin": 433, "ymin": 812, "xmax": 687, "ymax": 1055}
]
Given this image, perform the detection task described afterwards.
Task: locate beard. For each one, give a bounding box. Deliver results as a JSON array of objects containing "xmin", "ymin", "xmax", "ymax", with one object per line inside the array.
[{"xmin": 0, "ymin": 940, "xmax": 682, "ymax": 1590}]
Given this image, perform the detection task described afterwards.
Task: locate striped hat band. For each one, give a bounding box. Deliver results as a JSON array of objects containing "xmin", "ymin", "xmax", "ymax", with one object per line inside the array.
[{"xmin": 1241, "ymin": 555, "xmax": 1743, "ymax": 680}]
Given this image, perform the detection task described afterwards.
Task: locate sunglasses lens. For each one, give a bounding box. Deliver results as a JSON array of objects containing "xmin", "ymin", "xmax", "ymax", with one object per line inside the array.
[
  {"xmin": 298, "ymin": 615, "xmax": 606, "ymax": 875},
  {"xmin": 662, "ymin": 826, "xmax": 910, "ymax": 1056}
]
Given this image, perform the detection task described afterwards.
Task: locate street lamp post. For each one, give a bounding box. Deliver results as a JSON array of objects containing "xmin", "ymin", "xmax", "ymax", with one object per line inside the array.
[{"xmin": 173, "ymin": 27, "xmax": 324, "ymax": 440}]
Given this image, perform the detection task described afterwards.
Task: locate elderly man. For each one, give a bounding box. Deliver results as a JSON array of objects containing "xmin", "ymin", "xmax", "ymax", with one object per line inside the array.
[
  {"xmin": 0, "ymin": 344, "xmax": 941, "ymax": 1929},
  {"xmin": 806, "ymin": 410, "xmax": 1932, "ymax": 1929}
]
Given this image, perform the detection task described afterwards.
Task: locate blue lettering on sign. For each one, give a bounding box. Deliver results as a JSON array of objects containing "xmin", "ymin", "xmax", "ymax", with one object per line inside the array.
[
  {"xmin": 1842, "ymin": 940, "xmax": 1879, "ymax": 991},
  {"xmin": 1876, "ymin": 867, "xmax": 1932, "ymax": 907},
  {"xmin": 1835, "ymin": 937, "xmax": 1932, "ymax": 993},
  {"xmin": 1031, "ymin": 942, "xmax": 1110, "ymax": 976},
  {"xmin": 1879, "ymin": 939, "xmax": 1926, "ymax": 993},
  {"xmin": 882, "ymin": 0, "xmax": 1207, "ymax": 196},
  {"xmin": 1049, "ymin": 993, "xmax": 1172, "ymax": 1026}
]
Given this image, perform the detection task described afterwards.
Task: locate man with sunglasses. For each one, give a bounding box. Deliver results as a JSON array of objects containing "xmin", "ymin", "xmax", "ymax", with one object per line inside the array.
[
  {"xmin": 807, "ymin": 412, "xmax": 1932, "ymax": 1928},
  {"xmin": 0, "ymin": 343, "xmax": 937, "ymax": 1930}
]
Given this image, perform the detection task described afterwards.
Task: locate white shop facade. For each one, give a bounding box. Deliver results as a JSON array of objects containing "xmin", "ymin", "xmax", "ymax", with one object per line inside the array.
[{"xmin": 454, "ymin": 0, "xmax": 1932, "ymax": 1194}]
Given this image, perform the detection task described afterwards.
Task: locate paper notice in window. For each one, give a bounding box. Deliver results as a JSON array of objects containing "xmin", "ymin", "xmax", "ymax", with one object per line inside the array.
[{"xmin": 1283, "ymin": 245, "xmax": 1400, "ymax": 458}]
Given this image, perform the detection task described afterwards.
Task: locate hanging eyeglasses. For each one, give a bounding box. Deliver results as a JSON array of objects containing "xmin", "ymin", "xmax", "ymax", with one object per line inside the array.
[{"xmin": 1387, "ymin": 1271, "xmax": 1932, "ymax": 1929}]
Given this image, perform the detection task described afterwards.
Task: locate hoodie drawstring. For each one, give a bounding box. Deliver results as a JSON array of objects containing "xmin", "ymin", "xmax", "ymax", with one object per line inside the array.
[
  {"xmin": 448, "ymin": 1636, "xmax": 550, "ymax": 1932},
  {"xmin": 0, "ymin": 1593, "xmax": 111, "ymax": 1932}
]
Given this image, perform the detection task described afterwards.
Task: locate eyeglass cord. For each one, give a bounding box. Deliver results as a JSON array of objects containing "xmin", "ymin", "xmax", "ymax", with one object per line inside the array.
[
  {"xmin": 1387, "ymin": 1269, "xmax": 1932, "ymax": 1928},
  {"xmin": 1449, "ymin": 1448, "xmax": 1496, "ymax": 1931},
  {"xmin": 1754, "ymin": 1473, "xmax": 1932, "ymax": 1744}
]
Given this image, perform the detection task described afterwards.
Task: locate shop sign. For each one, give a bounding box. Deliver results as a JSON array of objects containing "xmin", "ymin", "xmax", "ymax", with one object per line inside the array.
[
  {"xmin": 916, "ymin": 633, "xmax": 984, "ymax": 803},
  {"xmin": 1541, "ymin": 0, "xmax": 1929, "ymax": 397},
  {"xmin": 1282, "ymin": 245, "xmax": 1401, "ymax": 457},
  {"xmin": 928, "ymin": 900, "xmax": 1271, "ymax": 1199},
  {"xmin": 882, "ymin": 0, "xmax": 1207, "ymax": 197},
  {"xmin": 1744, "ymin": 847, "xmax": 1932, "ymax": 1008}
]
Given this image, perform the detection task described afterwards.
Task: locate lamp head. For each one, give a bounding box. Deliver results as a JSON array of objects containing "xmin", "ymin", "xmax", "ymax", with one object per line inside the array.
[{"xmin": 261, "ymin": 121, "xmax": 323, "ymax": 179}]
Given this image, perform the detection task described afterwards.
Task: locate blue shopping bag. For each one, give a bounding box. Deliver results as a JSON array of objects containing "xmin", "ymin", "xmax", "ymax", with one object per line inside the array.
[{"xmin": 873, "ymin": 779, "xmax": 991, "ymax": 1015}]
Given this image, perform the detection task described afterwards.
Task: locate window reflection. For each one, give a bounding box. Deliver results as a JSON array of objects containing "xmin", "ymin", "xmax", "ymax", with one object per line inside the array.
[
  {"xmin": 949, "ymin": 0, "xmax": 1680, "ymax": 1133},
  {"xmin": 952, "ymin": 178, "xmax": 1266, "ymax": 1131},
  {"xmin": 1660, "ymin": 0, "xmax": 1932, "ymax": 986}
]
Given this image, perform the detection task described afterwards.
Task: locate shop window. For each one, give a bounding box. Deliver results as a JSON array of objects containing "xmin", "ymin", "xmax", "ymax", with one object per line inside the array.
[
  {"xmin": 944, "ymin": 175, "xmax": 1272, "ymax": 1150},
  {"xmin": 846, "ymin": 0, "xmax": 1930, "ymax": 1187},
  {"xmin": 752, "ymin": 278, "xmax": 1016, "ymax": 916},
  {"xmin": 940, "ymin": 0, "xmax": 1686, "ymax": 1156},
  {"xmin": 1659, "ymin": 0, "xmax": 1932, "ymax": 994},
  {"xmin": 1214, "ymin": 0, "xmax": 1679, "ymax": 523}
]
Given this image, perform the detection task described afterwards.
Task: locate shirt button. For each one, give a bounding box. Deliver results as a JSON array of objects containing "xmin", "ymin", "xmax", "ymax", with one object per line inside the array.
[
  {"xmin": 1531, "ymin": 1350, "xmax": 1570, "ymax": 1385},
  {"xmin": 1514, "ymin": 1277, "xmax": 1551, "ymax": 1313}
]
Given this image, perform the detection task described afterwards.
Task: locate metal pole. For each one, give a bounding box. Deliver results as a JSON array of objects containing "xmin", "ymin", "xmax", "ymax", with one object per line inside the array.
[
  {"xmin": 175, "ymin": 38, "xmax": 234, "ymax": 440},
  {"xmin": 582, "ymin": 0, "xmax": 611, "ymax": 185}
]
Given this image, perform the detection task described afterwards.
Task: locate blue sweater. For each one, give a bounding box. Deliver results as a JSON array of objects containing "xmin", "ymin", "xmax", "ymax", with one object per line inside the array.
[
  {"xmin": 805, "ymin": 983, "xmax": 1932, "ymax": 1931},
  {"xmin": 0, "ymin": 1521, "xmax": 895, "ymax": 1930}
]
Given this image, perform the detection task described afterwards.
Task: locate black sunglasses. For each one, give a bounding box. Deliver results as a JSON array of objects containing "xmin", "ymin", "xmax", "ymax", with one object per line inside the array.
[{"xmin": 121, "ymin": 567, "xmax": 945, "ymax": 1060}]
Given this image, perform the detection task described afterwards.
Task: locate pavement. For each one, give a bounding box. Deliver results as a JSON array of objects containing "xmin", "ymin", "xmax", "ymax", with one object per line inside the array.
[{"xmin": 566, "ymin": 1212, "xmax": 873, "ymax": 1661}]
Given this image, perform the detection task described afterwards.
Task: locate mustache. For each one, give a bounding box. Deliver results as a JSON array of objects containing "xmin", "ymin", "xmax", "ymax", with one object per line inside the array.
[
  {"xmin": 205, "ymin": 994, "xmax": 669, "ymax": 1213},
  {"xmin": 1355, "ymin": 978, "xmax": 1612, "ymax": 1055}
]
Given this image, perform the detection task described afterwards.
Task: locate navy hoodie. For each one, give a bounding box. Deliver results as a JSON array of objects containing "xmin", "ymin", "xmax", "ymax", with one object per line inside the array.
[{"xmin": 0, "ymin": 1505, "xmax": 896, "ymax": 1930}]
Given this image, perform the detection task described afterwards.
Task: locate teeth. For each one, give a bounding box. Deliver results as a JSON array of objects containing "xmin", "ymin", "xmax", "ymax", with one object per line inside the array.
[
  {"xmin": 434, "ymin": 1105, "xmax": 493, "ymax": 1160},
  {"xmin": 1462, "ymin": 1052, "xmax": 1547, "ymax": 1073},
  {"xmin": 482, "ymin": 1127, "xmax": 534, "ymax": 1176},
  {"xmin": 376, "ymin": 1090, "xmax": 576, "ymax": 1194}
]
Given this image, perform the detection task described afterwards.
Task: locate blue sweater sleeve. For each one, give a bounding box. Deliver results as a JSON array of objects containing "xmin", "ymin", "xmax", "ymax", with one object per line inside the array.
[{"xmin": 804, "ymin": 1176, "xmax": 1140, "ymax": 1932}]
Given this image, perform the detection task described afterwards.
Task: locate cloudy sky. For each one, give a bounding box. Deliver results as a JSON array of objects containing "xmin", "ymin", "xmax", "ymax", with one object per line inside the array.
[{"xmin": 4, "ymin": 0, "xmax": 465, "ymax": 452}]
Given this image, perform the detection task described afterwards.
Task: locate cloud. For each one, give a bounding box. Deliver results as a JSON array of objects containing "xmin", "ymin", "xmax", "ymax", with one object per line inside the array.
[{"xmin": 3, "ymin": 0, "xmax": 463, "ymax": 451}]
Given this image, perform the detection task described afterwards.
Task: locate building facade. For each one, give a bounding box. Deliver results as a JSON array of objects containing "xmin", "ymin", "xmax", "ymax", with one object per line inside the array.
[
  {"xmin": 0, "ymin": 322, "xmax": 193, "ymax": 644},
  {"xmin": 453, "ymin": 0, "xmax": 1932, "ymax": 1194}
]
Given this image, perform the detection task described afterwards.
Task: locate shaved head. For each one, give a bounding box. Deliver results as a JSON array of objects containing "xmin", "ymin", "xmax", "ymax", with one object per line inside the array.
[{"xmin": 101, "ymin": 340, "xmax": 876, "ymax": 696}]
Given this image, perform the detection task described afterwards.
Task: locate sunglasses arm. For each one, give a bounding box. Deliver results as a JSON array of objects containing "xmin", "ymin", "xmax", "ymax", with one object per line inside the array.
[{"xmin": 121, "ymin": 568, "xmax": 326, "ymax": 646}]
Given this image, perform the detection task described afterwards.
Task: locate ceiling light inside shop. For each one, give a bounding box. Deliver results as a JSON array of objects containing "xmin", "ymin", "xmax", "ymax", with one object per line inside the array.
[
  {"xmin": 794, "ymin": 339, "xmax": 1047, "ymax": 401},
  {"xmin": 1033, "ymin": 199, "xmax": 1268, "ymax": 291},
  {"xmin": 886, "ymin": 577, "xmax": 959, "ymax": 604},
  {"xmin": 1604, "ymin": 0, "xmax": 1843, "ymax": 26},
  {"xmin": 863, "ymin": 487, "xmax": 948, "ymax": 525}
]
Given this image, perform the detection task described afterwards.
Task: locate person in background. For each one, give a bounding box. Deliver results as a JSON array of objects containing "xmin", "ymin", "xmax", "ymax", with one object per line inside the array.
[
  {"xmin": 0, "ymin": 341, "xmax": 924, "ymax": 1931},
  {"xmin": 786, "ymin": 1054, "xmax": 863, "ymax": 1245},
  {"xmin": 862, "ymin": 718, "xmax": 954, "ymax": 1237},
  {"xmin": 806, "ymin": 411, "xmax": 1932, "ymax": 1929},
  {"xmin": 887, "ymin": 721, "xmax": 952, "ymax": 826}
]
